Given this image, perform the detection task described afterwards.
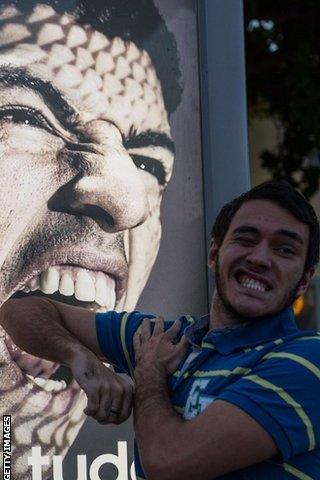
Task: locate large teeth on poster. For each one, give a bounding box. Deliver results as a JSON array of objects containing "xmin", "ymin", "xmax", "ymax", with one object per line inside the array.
[
  {"xmin": 19, "ymin": 266, "xmax": 116, "ymax": 309},
  {"xmin": 58, "ymin": 271, "xmax": 74, "ymax": 296},
  {"xmin": 40, "ymin": 266, "xmax": 60, "ymax": 294},
  {"xmin": 74, "ymin": 269, "xmax": 95, "ymax": 302},
  {"xmin": 26, "ymin": 374, "xmax": 67, "ymax": 392}
]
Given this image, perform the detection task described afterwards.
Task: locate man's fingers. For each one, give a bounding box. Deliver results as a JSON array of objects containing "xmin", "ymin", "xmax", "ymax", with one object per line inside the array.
[
  {"xmin": 107, "ymin": 382, "xmax": 123, "ymax": 424},
  {"xmin": 177, "ymin": 335, "xmax": 189, "ymax": 354},
  {"xmin": 73, "ymin": 355, "xmax": 132, "ymax": 425},
  {"xmin": 117, "ymin": 382, "xmax": 133, "ymax": 424},
  {"xmin": 140, "ymin": 318, "xmax": 151, "ymax": 340},
  {"xmin": 153, "ymin": 317, "xmax": 164, "ymax": 336},
  {"xmin": 96, "ymin": 389, "xmax": 112, "ymax": 423},
  {"xmin": 133, "ymin": 330, "xmax": 141, "ymax": 354},
  {"xmin": 95, "ymin": 379, "xmax": 124, "ymax": 424},
  {"xmin": 178, "ymin": 334, "xmax": 188, "ymax": 347},
  {"xmin": 165, "ymin": 320, "xmax": 181, "ymax": 341},
  {"xmin": 84, "ymin": 390, "xmax": 100, "ymax": 417}
]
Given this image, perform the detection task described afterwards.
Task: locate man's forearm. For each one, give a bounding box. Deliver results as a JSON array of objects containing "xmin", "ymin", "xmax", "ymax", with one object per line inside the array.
[
  {"xmin": 134, "ymin": 364, "xmax": 175, "ymax": 422},
  {"xmin": 134, "ymin": 365, "xmax": 186, "ymax": 480},
  {"xmin": 0, "ymin": 297, "xmax": 88, "ymax": 366},
  {"xmin": 1, "ymin": 297, "xmax": 135, "ymax": 425}
]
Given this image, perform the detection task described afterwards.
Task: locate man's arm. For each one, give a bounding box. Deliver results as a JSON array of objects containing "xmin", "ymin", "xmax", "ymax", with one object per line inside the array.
[
  {"xmin": 133, "ymin": 318, "xmax": 278, "ymax": 480},
  {"xmin": 0, "ymin": 296, "xmax": 102, "ymax": 362},
  {"xmin": 0, "ymin": 297, "xmax": 133, "ymax": 424}
]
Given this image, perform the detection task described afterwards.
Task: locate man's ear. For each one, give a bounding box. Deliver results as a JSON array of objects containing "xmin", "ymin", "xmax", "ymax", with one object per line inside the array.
[
  {"xmin": 296, "ymin": 267, "xmax": 315, "ymax": 297},
  {"xmin": 208, "ymin": 238, "xmax": 219, "ymax": 271}
]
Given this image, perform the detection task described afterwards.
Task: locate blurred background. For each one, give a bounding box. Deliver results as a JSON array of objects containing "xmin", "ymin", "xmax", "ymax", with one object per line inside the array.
[{"xmin": 244, "ymin": 0, "xmax": 320, "ymax": 329}]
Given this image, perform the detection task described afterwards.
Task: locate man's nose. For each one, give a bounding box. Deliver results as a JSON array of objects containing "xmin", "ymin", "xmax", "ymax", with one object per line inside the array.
[
  {"xmin": 245, "ymin": 242, "xmax": 271, "ymax": 270},
  {"xmin": 50, "ymin": 141, "xmax": 149, "ymax": 233}
]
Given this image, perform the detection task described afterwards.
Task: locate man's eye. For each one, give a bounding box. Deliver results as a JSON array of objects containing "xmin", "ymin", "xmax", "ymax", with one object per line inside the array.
[
  {"xmin": 130, "ymin": 154, "xmax": 166, "ymax": 186},
  {"xmin": 276, "ymin": 246, "xmax": 295, "ymax": 255},
  {"xmin": 0, "ymin": 106, "xmax": 52, "ymax": 132},
  {"xmin": 236, "ymin": 237, "xmax": 255, "ymax": 245}
]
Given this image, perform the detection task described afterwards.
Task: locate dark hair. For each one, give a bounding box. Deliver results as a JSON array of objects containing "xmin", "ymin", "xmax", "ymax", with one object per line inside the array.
[
  {"xmin": 211, "ymin": 180, "xmax": 320, "ymax": 271},
  {"xmin": 0, "ymin": 0, "xmax": 182, "ymax": 114}
]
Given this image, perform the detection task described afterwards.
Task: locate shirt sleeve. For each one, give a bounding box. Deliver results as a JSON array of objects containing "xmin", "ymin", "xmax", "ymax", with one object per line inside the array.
[
  {"xmin": 95, "ymin": 311, "xmax": 180, "ymax": 377},
  {"xmin": 217, "ymin": 337, "xmax": 320, "ymax": 461}
]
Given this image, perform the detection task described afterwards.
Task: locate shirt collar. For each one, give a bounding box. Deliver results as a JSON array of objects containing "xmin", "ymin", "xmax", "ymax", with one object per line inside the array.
[{"xmin": 184, "ymin": 307, "xmax": 299, "ymax": 355}]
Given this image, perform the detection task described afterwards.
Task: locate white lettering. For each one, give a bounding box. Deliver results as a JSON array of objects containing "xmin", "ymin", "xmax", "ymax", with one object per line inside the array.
[
  {"xmin": 90, "ymin": 442, "xmax": 127, "ymax": 480},
  {"xmin": 28, "ymin": 443, "xmax": 136, "ymax": 480},
  {"xmin": 28, "ymin": 446, "xmax": 50, "ymax": 480},
  {"xmin": 53, "ymin": 454, "xmax": 87, "ymax": 480}
]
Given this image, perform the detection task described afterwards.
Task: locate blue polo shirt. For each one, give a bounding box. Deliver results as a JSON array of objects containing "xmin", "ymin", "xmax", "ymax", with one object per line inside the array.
[{"xmin": 96, "ymin": 307, "xmax": 320, "ymax": 479}]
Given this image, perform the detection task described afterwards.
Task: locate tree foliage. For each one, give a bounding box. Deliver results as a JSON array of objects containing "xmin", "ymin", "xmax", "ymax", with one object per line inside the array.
[{"xmin": 245, "ymin": 0, "xmax": 320, "ymax": 198}]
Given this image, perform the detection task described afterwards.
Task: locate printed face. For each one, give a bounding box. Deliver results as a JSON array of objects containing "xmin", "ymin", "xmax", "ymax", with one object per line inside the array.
[
  {"xmin": 209, "ymin": 199, "xmax": 312, "ymax": 319},
  {"xmin": 0, "ymin": 4, "xmax": 174, "ymax": 479}
]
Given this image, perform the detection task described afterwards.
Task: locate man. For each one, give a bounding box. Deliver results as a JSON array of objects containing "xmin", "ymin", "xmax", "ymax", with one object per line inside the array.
[
  {"xmin": 3, "ymin": 180, "xmax": 320, "ymax": 479},
  {"xmin": 0, "ymin": 0, "xmax": 182, "ymax": 478}
]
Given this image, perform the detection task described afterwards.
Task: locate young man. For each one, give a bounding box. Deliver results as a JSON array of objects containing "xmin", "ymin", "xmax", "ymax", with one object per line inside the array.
[{"xmin": 2, "ymin": 180, "xmax": 320, "ymax": 479}]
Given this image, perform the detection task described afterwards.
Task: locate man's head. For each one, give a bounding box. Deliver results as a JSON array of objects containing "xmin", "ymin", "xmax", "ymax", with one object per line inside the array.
[
  {"xmin": 0, "ymin": 0, "xmax": 182, "ymax": 310},
  {"xmin": 0, "ymin": 1, "xmax": 182, "ymax": 477},
  {"xmin": 209, "ymin": 181, "xmax": 319, "ymax": 320}
]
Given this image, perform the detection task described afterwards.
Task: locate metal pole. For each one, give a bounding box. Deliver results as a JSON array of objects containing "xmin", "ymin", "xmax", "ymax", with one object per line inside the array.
[{"xmin": 197, "ymin": 0, "xmax": 251, "ymax": 299}]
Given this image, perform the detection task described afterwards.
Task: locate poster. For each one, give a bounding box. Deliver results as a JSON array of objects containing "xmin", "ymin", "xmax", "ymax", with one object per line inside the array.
[{"xmin": 0, "ymin": 1, "xmax": 206, "ymax": 479}]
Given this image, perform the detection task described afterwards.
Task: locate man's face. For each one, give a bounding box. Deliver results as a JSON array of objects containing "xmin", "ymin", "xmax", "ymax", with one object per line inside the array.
[
  {"xmin": 0, "ymin": 4, "xmax": 174, "ymax": 311},
  {"xmin": 0, "ymin": 4, "xmax": 174, "ymax": 478},
  {"xmin": 209, "ymin": 199, "xmax": 313, "ymax": 319}
]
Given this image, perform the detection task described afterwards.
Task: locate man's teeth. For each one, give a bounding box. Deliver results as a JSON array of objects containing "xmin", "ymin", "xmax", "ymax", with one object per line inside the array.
[
  {"xmin": 20, "ymin": 266, "xmax": 116, "ymax": 308},
  {"xmin": 239, "ymin": 275, "xmax": 267, "ymax": 292},
  {"xmin": 40, "ymin": 267, "xmax": 60, "ymax": 295},
  {"xmin": 75, "ymin": 270, "xmax": 95, "ymax": 302},
  {"xmin": 95, "ymin": 272, "xmax": 111, "ymax": 306},
  {"xmin": 29, "ymin": 275, "xmax": 40, "ymax": 291},
  {"xmin": 59, "ymin": 272, "xmax": 74, "ymax": 296}
]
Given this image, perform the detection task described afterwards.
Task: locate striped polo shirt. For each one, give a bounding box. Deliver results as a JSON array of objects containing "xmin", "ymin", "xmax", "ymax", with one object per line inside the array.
[{"xmin": 96, "ymin": 307, "xmax": 320, "ymax": 480}]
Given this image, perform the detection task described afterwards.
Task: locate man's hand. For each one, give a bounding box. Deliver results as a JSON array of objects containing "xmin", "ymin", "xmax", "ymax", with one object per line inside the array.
[
  {"xmin": 133, "ymin": 317, "xmax": 188, "ymax": 376},
  {"xmin": 0, "ymin": 297, "xmax": 133, "ymax": 425},
  {"xmin": 70, "ymin": 350, "xmax": 133, "ymax": 424}
]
